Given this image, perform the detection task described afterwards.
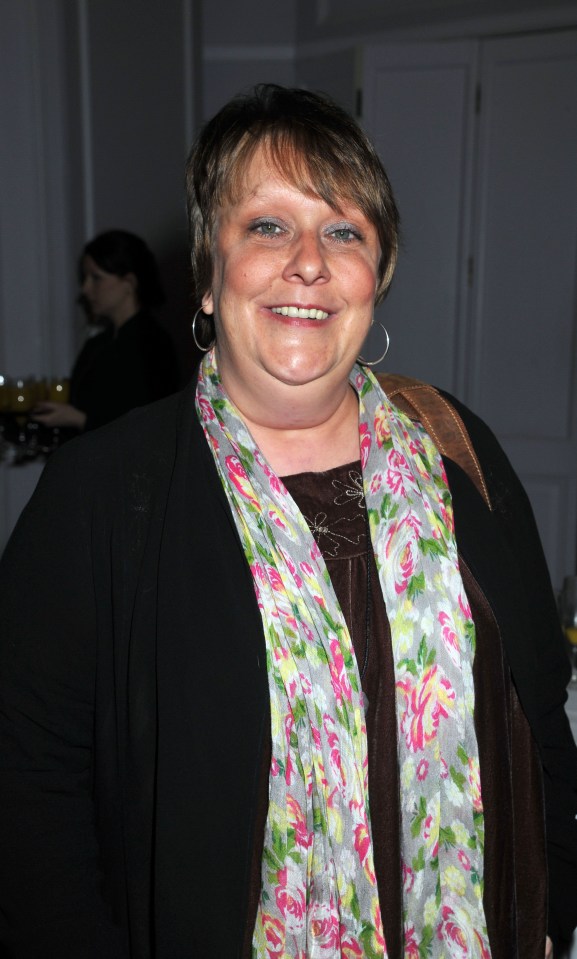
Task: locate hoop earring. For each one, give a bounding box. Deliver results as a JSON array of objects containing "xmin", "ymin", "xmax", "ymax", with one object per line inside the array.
[
  {"xmin": 357, "ymin": 324, "xmax": 390, "ymax": 367},
  {"xmin": 192, "ymin": 307, "xmax": 214, "ymax": 353}
]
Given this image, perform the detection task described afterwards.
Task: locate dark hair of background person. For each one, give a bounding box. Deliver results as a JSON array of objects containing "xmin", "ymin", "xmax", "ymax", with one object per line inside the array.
[
  {"xmin": 82, "ymin": 229, "xmax": 166, "ymax": 311},
  {"xmin": 185, "ymin": 83, "xmax": 400, "ymax": 345}
]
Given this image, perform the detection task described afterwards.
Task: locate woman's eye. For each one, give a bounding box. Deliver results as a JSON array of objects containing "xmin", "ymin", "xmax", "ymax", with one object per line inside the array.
[
  {"xmin": 329, "ymin": 226, "xmax": 360, "ymax": 243},
  {"xmin": 252, "ymin": 221, "xmax": 283, "ymax": 237}
]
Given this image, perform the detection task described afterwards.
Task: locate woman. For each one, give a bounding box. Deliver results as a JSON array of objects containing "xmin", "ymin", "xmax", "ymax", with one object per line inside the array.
[
  {"xmin": 1, "ymin": 85, "xmax": 576, "ymax": 959},
  {"xmin": 32, "ymin": 229, "xmax": 178, "ymax": 433}
]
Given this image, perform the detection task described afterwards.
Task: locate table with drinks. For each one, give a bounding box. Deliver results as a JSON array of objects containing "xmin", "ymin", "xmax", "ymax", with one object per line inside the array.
[{"xmin": 0, "ymin": 374, "xmax": 71, "ymax": 462}]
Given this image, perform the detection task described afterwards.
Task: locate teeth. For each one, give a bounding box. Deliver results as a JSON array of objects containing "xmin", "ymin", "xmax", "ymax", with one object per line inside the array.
[{"xmin": 271, "ymin": 306, "xmax": 329, "ymax": 320}]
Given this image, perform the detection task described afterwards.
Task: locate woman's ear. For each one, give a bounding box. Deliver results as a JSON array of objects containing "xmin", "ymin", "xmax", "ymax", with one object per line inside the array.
[{"xmin": 201, "ymin": 290, "xmax": 214, "ymax": 315}]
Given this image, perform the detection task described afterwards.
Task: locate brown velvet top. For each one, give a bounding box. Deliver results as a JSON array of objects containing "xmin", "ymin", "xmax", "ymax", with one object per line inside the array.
[{"xmin": 242, "ymin": 461, "xmax": 547, "ymax": 959}]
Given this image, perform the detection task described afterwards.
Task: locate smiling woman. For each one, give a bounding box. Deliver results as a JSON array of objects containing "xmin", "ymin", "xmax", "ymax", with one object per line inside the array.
[{"xmin": 0, "ymin": 84, "xmax": 575, "ymax": 959}]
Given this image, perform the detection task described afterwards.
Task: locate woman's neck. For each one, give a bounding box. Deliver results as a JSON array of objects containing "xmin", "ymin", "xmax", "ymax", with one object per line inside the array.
[{"xmin": 233, "ymin": 381, "xmax": 361, "ymax": 476}]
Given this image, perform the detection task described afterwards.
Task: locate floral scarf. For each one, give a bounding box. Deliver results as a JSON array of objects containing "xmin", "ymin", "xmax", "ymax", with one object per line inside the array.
[{"xmin": 196, "ymin": 352, "xmax": 491, "ymax": 959}]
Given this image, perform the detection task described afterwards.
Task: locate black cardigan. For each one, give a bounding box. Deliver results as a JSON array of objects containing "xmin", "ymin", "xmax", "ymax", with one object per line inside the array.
[{"xmin": 0, "ymin": 380, "xmax": 576, "ymax": 958}]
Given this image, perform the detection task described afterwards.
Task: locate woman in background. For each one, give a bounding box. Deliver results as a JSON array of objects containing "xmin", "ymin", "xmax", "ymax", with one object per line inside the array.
[{"xmin": 33, "ymin": 229, "xmax": 178, "ymax": 433}]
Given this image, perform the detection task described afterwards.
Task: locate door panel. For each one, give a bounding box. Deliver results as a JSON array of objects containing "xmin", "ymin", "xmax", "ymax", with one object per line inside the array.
[{"xmin": 363, "ymin": 32, "xmax": 577, "ymax": 587}]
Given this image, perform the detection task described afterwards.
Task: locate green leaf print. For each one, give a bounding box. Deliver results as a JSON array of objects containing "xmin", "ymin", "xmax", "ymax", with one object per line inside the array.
[
  {"xmin": 407, "ymin": 571, "xmax": 426, "ymax": 599},
  {"xmin": 412, "ymin": 846, "xmax": 426, "ymax": 872},
  {"xmin": 411, "ymin": 796, "xmax": 427, "ymax": 838},
  {"xmin": 449, "ymin": 766, "xmax": 466, "ymax": 791},
  {"xmin": 419, "ymin": 924, "xmax": 434, "ymax": 958},
  {"xmin": 263, "ymin": 847, "xmax": 281, "ymax": 872},
  {"xmin": 465, "ymin": 620, "xmax": 476, "ymax": 651},
  {"xmin": 397, "ymin": 658, "xmax": 418, "ymax": 676},
  {"xmin": 313, "ymin": 805, "xmax": 325, "ymax": 834},
  {"xmin": 272, "ymin": 827, "xmax": 287, "ymax": 863},
  {"xmin": 350, "ymin": 885, "xmax": 361, "ymax": 921},
  {"xmin": 439, "ymin": 826, "xmax": 457, "ymax": 849},
  {"xmin": 456, "ymin": 743, "xmax": 468, "ymax": 766},
  {"xmin": 292, "ymin": 698, "xmax": 307, "ymax": 725},
  {"xmin": 360, "ymin": 924, "xmax": 384, "ymax": 959},
  {"xmin": 420, "ymin": 537, "xmax": 445, "ymax": 558}
]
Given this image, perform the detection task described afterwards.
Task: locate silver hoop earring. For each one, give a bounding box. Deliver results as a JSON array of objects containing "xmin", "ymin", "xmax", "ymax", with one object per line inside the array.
[
  {"xmin": 358, "ymin": 324, "xmax": 390, "ymax": 367},
  {"xmin": 192, "ymin": 307, "xmax": 214, "ymax": 353}
]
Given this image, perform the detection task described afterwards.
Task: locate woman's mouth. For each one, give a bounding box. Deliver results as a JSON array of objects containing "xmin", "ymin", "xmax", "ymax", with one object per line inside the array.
[{"xmin": 270, "ymin": 306, "xmax": 329, "ymax": 320}]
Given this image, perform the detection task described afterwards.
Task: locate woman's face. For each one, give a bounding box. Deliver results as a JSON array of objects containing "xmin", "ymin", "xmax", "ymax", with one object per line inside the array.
[
  {"xmin": 81, "ymin": 255, "xmax": 136, "ymax": 325},
  {"xmin": 202, "ymin": 148, "xmax": 381, "ymax": 407}
]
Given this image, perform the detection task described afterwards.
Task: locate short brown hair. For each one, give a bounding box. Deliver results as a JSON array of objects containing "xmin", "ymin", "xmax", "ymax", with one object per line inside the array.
[{"xmin": 185, "ymin": 83, "xmax": 400, "ymax": 311}]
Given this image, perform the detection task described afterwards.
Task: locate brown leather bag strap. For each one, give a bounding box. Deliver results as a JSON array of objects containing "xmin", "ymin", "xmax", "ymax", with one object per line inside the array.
[{"xmin": 377, "ymin": 373, "xmax": 493, "ymax": 511}]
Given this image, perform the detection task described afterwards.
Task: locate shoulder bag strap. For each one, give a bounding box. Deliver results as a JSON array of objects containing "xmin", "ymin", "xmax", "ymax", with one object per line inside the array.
[{"xmin": 378, "ymin": 373, "xmax": 493, "ymax": 511}]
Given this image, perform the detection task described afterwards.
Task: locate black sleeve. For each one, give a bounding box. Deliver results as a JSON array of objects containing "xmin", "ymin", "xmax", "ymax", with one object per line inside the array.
[
  {"xmin": 0, "ymin": 444, "xmax": 127, "ymax": 957},
  {"xmin": 444, "ymin": 391, "xmax": 577, "ymax": 945}
]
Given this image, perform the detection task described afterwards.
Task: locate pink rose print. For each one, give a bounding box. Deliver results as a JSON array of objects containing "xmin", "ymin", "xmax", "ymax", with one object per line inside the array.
[
  {"xmin": 437, "ymin": 903, "xmax": 491, "ymax": 959},
  {"xmin": 416, "ymin": 758, "xmax": 429, "ymax": 781},
  {"xmin": 468, "ymin": 758, "xmax": 483, "ymax": 812},
  {"xmin": 384, "ymin": 511, "xmax": 422, "ymax": 595},
  {"xmin": 310, "ymin": 541, "xmax": 322, "ymax": 562},
  {"xmin": 458, "ymin": 850, "xmax": 471, "ymax": 871},
  {"xmin": 397, "ymin": 665, "xmax": 456, "ymax": 753},
  {"xmin": 309, "ymin": 899, "xmax": 340, "ymax": 950},
  {"xmin": 458, "ymin": 591, "xmax": 471, "ymax": 619},
  {"xmin": 266, "ymin": 565, "xmax": 284, "ymax": 592},
  {"xmin": 440, "ymin": 501, "xmax": 454, "ymax": 533},
  {"xmin": 354, "ymin": 817, "xmax": 376, "ymax": 883},
  {"xmin": 359, "ymin": 423, "xmax": 371, "ymax": 469},
  {"xmin": 323, "ymin": 713, "xmax": 339, "ymax": 750},
  {"xmin": 280, "ymin": 550, "xmax": 304, "ymax": 588},
  {"xmin": 275, "ymin": 865, "xmax": 306, "ymax": 935},
  {"xmin": 329, "ymin": 747, "xmax": 351, "ymax": 800},
  {"xmin": 287, "ymin": 794, "xmax": 312, "ymax": 850},
  {"xmin": 340, "ymin": 929, "xmax": 363, "ymax": 958},
  {"xmin": 369, "ymin": 471, "xmax": 383, "ymax": 494},
  {"xmin": 328, "ymin": 638, "xmax": 353, "ymax": 707},
  {"xmin": 260, "ymin": 912, "xmax": 284, "ymax": 956},
  {"xmin": 402, "ymin": 861, "xmax": 415, "ymax": 893},
  {"xmin": 263, "ymin": 462, "xmax": 285, "ymax": 497},
  {"xmin": 386, "ymin": 448, "xmax": 417, "ymax": 497},
  {"xmin": 374, "ymin": 403, "xmax": 391, "ymax": 448},
  {"xmin": 404, "ymin": 922, "xmax": 420, "ymax": 959},
  {"xmin": 250, "ymin": 563, "xmax": 265, "ymax": 609},
  {"xmin": 270, "ymin": 756, "xmax": 280, "ymax": 777},
  {"xmin": 423, "ymin": 813, "xmax": 439, "ymax": 857},
  {"xmin": 197, "ymin": 396, "xmax": 215, "ymax": 422},
  {"xmin": 267, "ymin": 506, "xmax": 290, "ymax": 533},
  {"xmin": 438, "ymin": 609, "xmax": 461, "ymax": 666},
  {"xmin": 408, "ymin": 435, "xmax": 425, "ymax": 457},
  {"xmin": 225, "ymin": 455, "xmax": 261, "ymax": 510},
  {"xmin": 371, "ymin": 900, "xmax": 385, "ymax": 951}
]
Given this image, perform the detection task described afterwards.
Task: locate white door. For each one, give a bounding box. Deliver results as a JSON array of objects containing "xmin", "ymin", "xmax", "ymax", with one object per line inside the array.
[
  {"xmin": 470, "ymin": 31, "xmax": 577, "ymax": 590},
  {"xmin": 363, "ymin": 32, "xmax": 577, "ymax": 589}
]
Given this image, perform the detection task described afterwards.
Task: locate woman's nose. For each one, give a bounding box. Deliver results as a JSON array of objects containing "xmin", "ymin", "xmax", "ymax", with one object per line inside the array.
[{"xmin": 282, "ymin": 231, "xmax": 330, "ymax": 285}]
